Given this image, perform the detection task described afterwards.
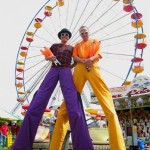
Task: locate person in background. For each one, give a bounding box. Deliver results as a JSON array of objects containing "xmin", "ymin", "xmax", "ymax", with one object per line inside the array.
[
  {"xmin": 40, "ymin": 109, "xmax": 58, "ymax": 139},
  {"xmin": 40, "ymin": 116, "xmax": 51, "ymax": 139},
  {"xmin": 0, "ymin": 122, "xmax": 9, "ymax": 147},
  {"xmin": 97, "ymin": 118, "xmax": 107, "ymax": 128},
  {"xmin": 11, "ymin": 121, "xmax": 17, "ymax": 141},
  {"xmin": 49, "ymin": 26, "xmax": 126, "ymax": 150},
  {"xmin": 49, "ymin": 109, "xmax": 58, "ymax": 141},
  {"xmin": 15, "ymin": 125, "xmax": 20, "ymax": 136}
]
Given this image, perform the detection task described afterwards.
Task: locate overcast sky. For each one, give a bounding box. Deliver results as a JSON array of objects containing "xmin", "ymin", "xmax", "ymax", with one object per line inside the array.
[{"xmin": 0, "ymin": 0, "xmax": 150, "ymax": 115}]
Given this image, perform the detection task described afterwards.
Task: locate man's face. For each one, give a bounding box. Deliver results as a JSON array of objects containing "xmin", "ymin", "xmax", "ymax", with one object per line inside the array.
[
  {"xmin": 60, "ymin": 32, "xmax": 69, "ymax": 42},
  {"xmin": 54, "ymin": 109, "xmax": 58, "ymax": 116},
  {"xmin": 5, "ymin": 122, "xmax": 8, "ymax": 126},
  {"xmin": 79, "ymin": 27, "xmax": 89, "ymax": 41}
]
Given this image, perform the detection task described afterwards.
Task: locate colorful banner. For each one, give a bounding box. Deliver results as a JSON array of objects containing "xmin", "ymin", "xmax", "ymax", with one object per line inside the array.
[{"xmin": 110, "ymin": 76, "xmax": 150, "ymax": 99}]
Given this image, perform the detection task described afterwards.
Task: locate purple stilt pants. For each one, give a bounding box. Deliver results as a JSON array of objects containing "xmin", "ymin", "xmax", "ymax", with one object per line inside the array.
[{"xmin": 11, "ymin": 68, "xmax": 94, "ymax": 150}]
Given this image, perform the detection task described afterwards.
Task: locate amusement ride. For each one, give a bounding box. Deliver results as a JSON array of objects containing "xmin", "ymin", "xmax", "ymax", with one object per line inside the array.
[{"xmin": 12, "ymin": 0, "xmax": 147, "ymax": 127}]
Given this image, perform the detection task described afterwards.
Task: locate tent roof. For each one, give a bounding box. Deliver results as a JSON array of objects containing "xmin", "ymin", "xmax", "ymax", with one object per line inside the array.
[{"xmin": 0, "ymin": 108, "xmax": 22, "ymax": 121}]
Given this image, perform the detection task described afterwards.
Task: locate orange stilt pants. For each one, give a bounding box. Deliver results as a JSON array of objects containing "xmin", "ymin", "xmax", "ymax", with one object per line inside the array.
[{"xmin": 49, "ymin": 63, "xmax": 126, "ymax": 150}]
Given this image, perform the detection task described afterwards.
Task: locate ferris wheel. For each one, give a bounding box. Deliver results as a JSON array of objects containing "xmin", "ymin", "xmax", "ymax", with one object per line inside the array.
[{"xmin": 12, "ymin": 0, "xmax": 147, "ymax": 114}]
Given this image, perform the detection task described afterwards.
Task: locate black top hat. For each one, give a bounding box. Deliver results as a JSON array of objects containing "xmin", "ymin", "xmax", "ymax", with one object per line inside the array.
[{"xmin": 58, "ymin": 28, "xmax": 72, "ymax": 39}]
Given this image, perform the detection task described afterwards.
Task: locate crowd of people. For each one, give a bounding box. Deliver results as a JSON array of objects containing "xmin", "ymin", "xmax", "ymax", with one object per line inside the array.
[{"xmin": 0, "ymin": 121, "xmax": 20, "ymax": 148}]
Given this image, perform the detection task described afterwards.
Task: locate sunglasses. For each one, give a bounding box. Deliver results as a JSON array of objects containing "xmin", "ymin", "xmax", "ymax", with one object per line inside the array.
[
  {"xmin": 61, "ymin": 33, "xmax": 69, "ymax": 37},
  {"xmin": 80, "ymin": 32, "xmax": 88, "ymax": 36}
]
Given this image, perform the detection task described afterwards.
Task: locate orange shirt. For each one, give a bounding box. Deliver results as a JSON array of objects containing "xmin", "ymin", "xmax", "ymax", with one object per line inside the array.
[{"xmin": 73, "ymin": 39, "xmax": 102, "ymax": 59}]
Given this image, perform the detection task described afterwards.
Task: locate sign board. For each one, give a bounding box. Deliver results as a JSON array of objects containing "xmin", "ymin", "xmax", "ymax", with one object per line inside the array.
[{"xmin": 110, "ymin": 76, "xmax": 150, "ymax": 99}]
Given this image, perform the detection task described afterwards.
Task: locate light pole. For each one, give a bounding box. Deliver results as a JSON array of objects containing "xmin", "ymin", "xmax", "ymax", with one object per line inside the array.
[{"xmin": 127, "ymin": 93, "xmax": 139, "ymax": 150}]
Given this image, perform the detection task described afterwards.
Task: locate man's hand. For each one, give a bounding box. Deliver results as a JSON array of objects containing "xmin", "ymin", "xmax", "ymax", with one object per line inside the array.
[
  {"xmin": 84, "ymin": 58, "xmax": 93, "ymax": 68},
  {"xmin": 73, "ymin": 56, "xmax": 86, "ymax": 64},
  {"xmin": 73, "ymin": 56, "xmax": 93, "ymax": 71},
  {"xmin": 80, "ymin": 59, "xmax": 86, "ymax": 64},
  {"xmin": 40, "ymin": 123, "xmax": 44, "ymax": 126},
  {"xmin": 45, "ymin": 56, "xmax": 56, "ymax": 61},
  {"xmin": 50, "ymin": 121, "xmax": 55, "ymax": 124}
]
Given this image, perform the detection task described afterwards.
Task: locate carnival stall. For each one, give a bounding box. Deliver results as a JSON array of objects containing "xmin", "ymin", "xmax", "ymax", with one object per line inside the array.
[{"xmin": 111, "ymin": 76, "xmax": 150, "ymax": 149}]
